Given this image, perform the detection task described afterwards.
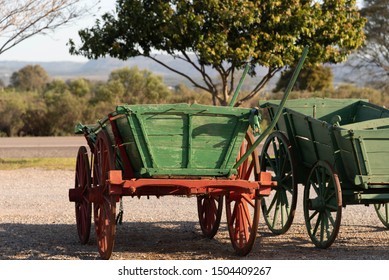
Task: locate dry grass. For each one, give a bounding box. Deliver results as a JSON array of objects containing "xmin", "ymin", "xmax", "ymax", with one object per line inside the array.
[{"xmin": 0, "ymin": 158, "xmax": 76, "ymax": 170}]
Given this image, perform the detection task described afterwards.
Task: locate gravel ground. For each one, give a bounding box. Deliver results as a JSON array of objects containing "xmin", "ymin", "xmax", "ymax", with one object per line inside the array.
[{"xmin": 1, "ymin": 167, "xmax": 389, "ymax": 260}]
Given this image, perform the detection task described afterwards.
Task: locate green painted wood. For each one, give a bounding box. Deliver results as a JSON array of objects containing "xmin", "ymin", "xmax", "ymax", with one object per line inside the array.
[
  {"xmin": 261, "ymin": 98, "xmax": 365, "ymax": 119},
  {"xmin": 107, "ymin": 103, "xmax": 251, "ymax": 178}
]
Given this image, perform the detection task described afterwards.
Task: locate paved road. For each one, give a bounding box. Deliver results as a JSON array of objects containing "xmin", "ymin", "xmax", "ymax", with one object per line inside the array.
[{"xmin": 0, "ymin": 136, "xmax": 86, "ymax": 158}]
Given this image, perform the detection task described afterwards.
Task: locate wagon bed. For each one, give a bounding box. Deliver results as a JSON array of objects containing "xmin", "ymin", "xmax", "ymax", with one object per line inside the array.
[{"xmin": 77, "ymin": 103, "xmax": 253, "ymax": 178}]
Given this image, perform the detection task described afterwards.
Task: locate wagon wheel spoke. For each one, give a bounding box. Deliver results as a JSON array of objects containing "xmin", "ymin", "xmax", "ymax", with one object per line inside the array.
[
  {"xmin": 320, "ymin": 213, "xmax": 325, "ymax": 243},
  {"xmin": 74, "ymin": 146, "xmax": 92, "ymax": 245},
  {"xmin": 326, "ymin": 209, "xmax": 336, "ymax": 227},
  {"xmin": 280, "ymin": 190, "xmax": 289, "ymax": 225},
  {"xmin": 303, "ymin": 160, "xmax": 342, "ymax": 249},
  {"xmin": 266, "ymin": 192, "xmax": 278, "ymax": 214},
  {"xmin": 260, "ymin": 131, "xmax": 298, "ymax": 235},
  {"xmin": 226, "ymin": 132, "xmax": 260, "ymax": 256},
  {"xmin": 93, "ymin": 131, "xmax": 117, "ymax": 260},
  {"xmin": 309, "ymin": 209, "xmax": 319, "ymax": 222},
  {"xmin": 263, "ymin": 151, "xmax": 278, "ymax": 173},
  {"xmin": 279, "ymin": 171, "xmax": 293, "ymax": 185},
  {"xmin": 310, "ymin": 181, "xmax": 320, "ymax": 197},
  {"xmin": 241, "ymin": 193, "xmax": 255, "ymax": 208},
  {"xmin": 197, "ymin": 195, "xmax": 223, "ymax": 239},
  {"xmin": 312, "ymin": 212, "xmax": 322, "ymax": 237}
]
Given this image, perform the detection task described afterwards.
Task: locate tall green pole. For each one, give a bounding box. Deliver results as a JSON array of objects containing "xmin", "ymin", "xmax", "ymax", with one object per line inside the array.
[
  {"xmin": 229, "ymin": 62, "xmax": 250, "ymax": 107},
  {"xmin": 233, "ymin": 46, "xmax": 309, "ymax": 169}
]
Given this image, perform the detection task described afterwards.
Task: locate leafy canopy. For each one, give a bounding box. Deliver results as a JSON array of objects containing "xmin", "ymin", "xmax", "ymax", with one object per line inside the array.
[{"xmin": 70, "ymin": 0, "xmax": 365, "ymax": 106}]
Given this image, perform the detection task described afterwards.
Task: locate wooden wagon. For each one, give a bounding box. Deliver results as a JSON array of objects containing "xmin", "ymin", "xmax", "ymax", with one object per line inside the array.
[
  {"xmin": 260, "ymin": 98, "xmax": 389, "ymax": 248},
  {"xmin": 68, "ymin": 103, "xmax": 276, "ymax": 259}
]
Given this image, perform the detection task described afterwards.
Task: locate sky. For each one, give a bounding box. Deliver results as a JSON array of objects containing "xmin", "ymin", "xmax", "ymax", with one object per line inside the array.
[
  {"xmin": 1, "ymin": 0, "xmax": 364, "ymax": 63},
  {"xmin": 1, "ymin": 0, "xmax": 116, "ymax": 62}
]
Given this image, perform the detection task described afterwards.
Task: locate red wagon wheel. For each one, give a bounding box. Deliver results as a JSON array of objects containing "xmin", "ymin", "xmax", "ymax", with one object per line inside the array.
[
  {"xmin": 93, "ymin": 131, "xmax": 117, "ymax": 259},
  {"xmin": 74, "ymin": 146, "xmax": 92, "ymax": 244},
  {"xmin": 197, "ymin": 194, "xmax": 223, "ymax": 238},
  {"xmin": 226, "ymin": 132, "xmax": 261, "ymax": 256}
]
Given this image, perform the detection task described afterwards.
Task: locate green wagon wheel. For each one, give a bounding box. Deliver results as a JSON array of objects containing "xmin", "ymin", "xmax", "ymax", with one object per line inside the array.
[
  {"xmin": 303, "ymin": 160, "xmax": 342, "ymax": 249},
  {"xmin": 74, "ymin": 146, "xmax": 92, "ymax": 244},
  {"xmin": 197, "ymin": 194, "xmax": 223, "ymax": 238},
  {"xmin": 374, "ymin": 203, "xmax": 389, "ymax": 228},
  {"xmin": 93, "ymin": 131, "xmax": 117, "ymax": 260},
  {"xmin": 226, "ymin": 132, "xmax": 261, "ymax": 256},
  {"xmin": 260, "ymin": 131, "xmax": 298, "ymax": 234}
]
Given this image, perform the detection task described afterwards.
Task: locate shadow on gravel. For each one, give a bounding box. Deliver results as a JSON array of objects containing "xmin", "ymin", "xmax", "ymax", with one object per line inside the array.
[
  {"xmin": 2, "ymin": 221, "xmax": 389, "ymax": 260},
  {"xmin": 0, "ymin": 221, "xmax": 231, "ymax": 260},
  {"xmin": 0, "ymin": 223, "xmax": 98, "ymax": 260}
]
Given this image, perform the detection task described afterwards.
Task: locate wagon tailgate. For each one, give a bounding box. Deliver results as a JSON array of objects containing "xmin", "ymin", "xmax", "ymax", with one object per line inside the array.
[{"xmin": 338, "ymin": 128, "xmax": 389, "ymax": 186}]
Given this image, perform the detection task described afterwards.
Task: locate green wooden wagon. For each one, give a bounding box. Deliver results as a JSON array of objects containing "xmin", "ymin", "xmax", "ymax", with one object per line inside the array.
[
  {"xmin": 68, "ymin": 103, "xmax": 276, "ymax": 259},
  {"xmin": 259, "ymin": 98, "xmax": 389, "ymax": 248}
]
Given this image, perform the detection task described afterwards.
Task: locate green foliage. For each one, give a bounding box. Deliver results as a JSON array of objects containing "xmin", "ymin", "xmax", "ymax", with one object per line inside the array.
[
  {"xmin": 274, "ymin": 65, "xmax": 333, "ymax": 92},
  {"xmin": 68, "ymin": 78, "xmax": 91, "ymax": 97},
  {"xmin": 268, "ymin": 84, "xmax": 389, "ymax": 108},
  {"xmin": 0, "ymin": 91, "xmax": 28, "ymax": 136},
  {"xmin": 107, "ymin": 67, "xmax": 172, "ymax": 104},
  {"xmin": 69, "ymin": 0, "xmax": 365, "ymax": 106},
  {"xmin": 45, "ymin": 91, "xmax": 85, "ymax": 135},
  {"xmin": 20, "ymin": 98, "xmax": 50, "ymax": 136},
  {"xmin": 2, "ymin": 62, "xmax": 387, "ymax": 137},
  {"xmin": 9, "ymin": 65, "xmax": 49, "ymax": 92},
  {"xmin": 169, "ymin": 84, "xmax": 213, "ymax": 104},
  {"xmin": 0, "ymin": 65, "xmax": 175, "ymax": 136}
]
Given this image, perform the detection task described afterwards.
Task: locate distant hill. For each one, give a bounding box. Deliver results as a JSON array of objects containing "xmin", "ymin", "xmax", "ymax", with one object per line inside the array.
[
  {"xmin": 0, "ymin": 55, "xmax": 203, "ymax": 87},
  {"xmin": 0, "ymin": 54, "xmax": 367, "ymax": 90}
]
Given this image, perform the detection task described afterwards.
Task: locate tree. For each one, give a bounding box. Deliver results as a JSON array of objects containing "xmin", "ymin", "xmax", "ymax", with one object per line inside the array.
[
  {"xmin": 353, "ymin": 0, "xmax": 389, "ymax": 87},
  {"xmin": 274, "ymin": 65, "xmax": 333, "ymax": 92},
  {"xmin": 0, "ymin": 0, "xmax": 88, "ymax": 56},
  {"xmin": 0, "ymin": 92, "xmax": 28, "ymax": 136},
  {"xmin": 68, "ymin": 78, "xmax": 91, "ymax": 97},
  {"xmin": 70, "ymin": 0, "xmax": 365, "ymax": 106},
  {"xmin": 44, "ymin": 90, "xmax": 85, "ymax": 135},
  {"xmin": 10, "ymin": 65, "xmax": 49, "ymax": 92},
  {"xmin": 106, "ymin": 67, "xmax": 171, "ymax": 104}
]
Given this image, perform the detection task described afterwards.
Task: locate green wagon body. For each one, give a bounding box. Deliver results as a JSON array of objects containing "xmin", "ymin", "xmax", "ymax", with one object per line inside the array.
[
  {"xmin": 77, "ymin": 103, "xmax": 254, "ymax": 178},
  {"xmin": 262, "ymin": 98, "xmax": 389, "ymax": 204}
]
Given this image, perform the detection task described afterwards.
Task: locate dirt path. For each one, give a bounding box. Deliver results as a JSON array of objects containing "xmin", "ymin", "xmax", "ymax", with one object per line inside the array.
[
  {"xmin": 0, "ymin": 136, "xmax": 84, "ymax": 158},
  {"xmin": 1, "ymin": 167, "xmax": 389, "ymax": 260}
]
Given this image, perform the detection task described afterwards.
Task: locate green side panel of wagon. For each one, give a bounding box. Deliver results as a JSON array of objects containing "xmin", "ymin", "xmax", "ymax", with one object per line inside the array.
[{"xmin": 106, "ymin": 103, "xmax": 252, "ymax": 178}]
